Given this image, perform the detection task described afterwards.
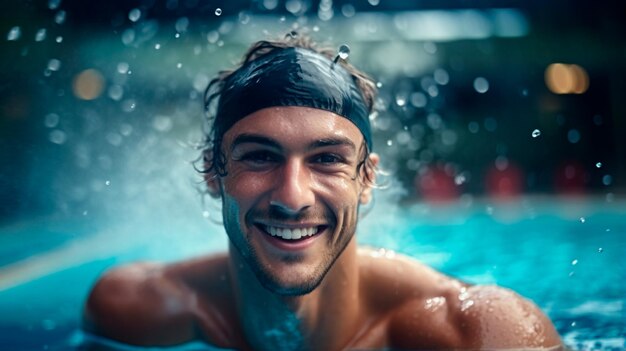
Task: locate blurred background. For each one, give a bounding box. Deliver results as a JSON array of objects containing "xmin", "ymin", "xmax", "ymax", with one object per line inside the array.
[
  {"xmin": 1, "ymin": 0, "xmax": 625, "ymax": 223},
  {"xmin": 2, "ymin": 0, "xmax": 626, "ymax": 221},
  {"xmin": 1, "ymin": 1, "xmax": 626, "ymax": 349}
]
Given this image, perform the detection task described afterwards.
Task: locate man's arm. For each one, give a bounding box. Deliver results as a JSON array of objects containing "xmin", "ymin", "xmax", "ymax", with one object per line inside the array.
[{"xmin": 83, "ymin": 262, "xmax": 196, "ymax": 346}]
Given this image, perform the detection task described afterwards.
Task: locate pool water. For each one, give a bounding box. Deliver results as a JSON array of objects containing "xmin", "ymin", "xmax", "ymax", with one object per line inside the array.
[{"xmin": 0, "ymin": 197, "xmax": 624, "ymax": 350}]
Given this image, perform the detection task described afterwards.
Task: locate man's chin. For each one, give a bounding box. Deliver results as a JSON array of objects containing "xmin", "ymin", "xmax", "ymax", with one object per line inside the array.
[{"xmin": 253, "ymin": 265, "xmax": 325, "ymax": 296}]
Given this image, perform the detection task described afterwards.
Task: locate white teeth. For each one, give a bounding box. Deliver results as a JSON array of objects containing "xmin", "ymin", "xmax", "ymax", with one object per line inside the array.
[{"xmin": 265, "ymin": 225, "xmax": 319, "ymax": 240}]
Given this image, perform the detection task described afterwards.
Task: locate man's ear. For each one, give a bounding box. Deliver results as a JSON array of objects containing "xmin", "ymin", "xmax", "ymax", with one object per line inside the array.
[{"xmin": 359, "ymin": 153, "xmax": 379, "ymax": 205}]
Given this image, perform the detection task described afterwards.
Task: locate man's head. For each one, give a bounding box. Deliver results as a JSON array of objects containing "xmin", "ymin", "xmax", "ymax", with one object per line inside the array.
[{"xmin": 201, "ymin": 34, "xmax": 379, "ymax": 295}]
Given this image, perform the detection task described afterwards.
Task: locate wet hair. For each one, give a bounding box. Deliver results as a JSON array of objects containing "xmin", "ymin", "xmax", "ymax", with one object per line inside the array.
[{"xmin": 200, "ymin": 32, "xmax": 379, "ymax": 187}]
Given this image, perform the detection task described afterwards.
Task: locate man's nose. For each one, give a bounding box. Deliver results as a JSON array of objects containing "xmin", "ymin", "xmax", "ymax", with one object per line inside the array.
[{"xmin": 270, "ymin": 159, "xmax": 315, "ymax": 215}]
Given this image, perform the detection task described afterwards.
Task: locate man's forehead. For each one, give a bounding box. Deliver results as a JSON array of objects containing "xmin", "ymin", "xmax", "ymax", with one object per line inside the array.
[{"xmin": 223, "ymin": 106, "xmax": 365, "ymax": 148}]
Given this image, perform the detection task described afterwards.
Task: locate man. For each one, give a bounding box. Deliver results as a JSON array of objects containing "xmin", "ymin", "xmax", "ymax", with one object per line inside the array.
[{"xmin": 84, "ymin": 35, "xmax": 562, "ymax": 350}]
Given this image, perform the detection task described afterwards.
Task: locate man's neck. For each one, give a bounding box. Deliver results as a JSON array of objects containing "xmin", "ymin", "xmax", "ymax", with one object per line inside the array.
[{"xmin": 227, "ymin": 239, "xmax": 361, "ymax": 351}]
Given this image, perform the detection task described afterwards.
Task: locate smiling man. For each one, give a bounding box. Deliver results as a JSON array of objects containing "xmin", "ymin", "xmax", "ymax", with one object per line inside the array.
[{"xmin": 84, "ymin": 35, "xmax": 562, "ymax": 350}]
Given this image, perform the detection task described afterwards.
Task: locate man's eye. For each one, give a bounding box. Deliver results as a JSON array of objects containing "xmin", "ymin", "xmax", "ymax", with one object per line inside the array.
[
  {"xmin": 314, "ymin": 154, "xmax": 342, "ymax": 164},
  {"xmin": 239, "ymin": 151, "xmax": 277, "ymax": 163}
]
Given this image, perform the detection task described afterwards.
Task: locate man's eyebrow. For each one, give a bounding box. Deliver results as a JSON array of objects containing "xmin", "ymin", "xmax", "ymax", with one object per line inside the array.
[
  {"xmin": 231, "ymin": 134, "xmax": 282, "ymax": 151},
  {"xmin": 309, "ymin": 137, "xmax": 357, "ymax": 151},
  {"xmin": 230, "ymin": 134, "xmax": 358, "ymax": 152}
]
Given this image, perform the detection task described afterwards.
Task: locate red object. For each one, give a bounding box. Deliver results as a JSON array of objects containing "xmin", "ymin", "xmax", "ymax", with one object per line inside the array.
[
  {"xmin": 485, "ymin": 161, "xmax": 524, "ymax": 199},
  {"xmin": 415, "ymin": 165, "xmax": 460, "ymax": 202},
  {"xmin": 554, "ymin": 160, "xmax": 588, "ymax": 195}
]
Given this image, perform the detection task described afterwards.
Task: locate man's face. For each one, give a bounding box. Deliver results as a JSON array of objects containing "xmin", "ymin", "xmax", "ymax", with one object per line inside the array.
[{"xmin": 214, "ymin": 106, "xmax": 375, "ymax": 295}]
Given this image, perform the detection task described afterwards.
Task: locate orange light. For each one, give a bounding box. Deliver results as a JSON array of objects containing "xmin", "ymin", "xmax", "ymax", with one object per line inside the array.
[
  {"xmin": 73, "ymin": 69, "xmax": 105, "ymax": 100},
  {"xmin": 545, "ymin": 63, "xmax": 589, "ymax": 94}
]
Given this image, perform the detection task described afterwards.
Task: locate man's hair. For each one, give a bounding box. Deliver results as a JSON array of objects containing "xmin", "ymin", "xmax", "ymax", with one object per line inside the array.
[{"xmin": 200, "ymin": 32, "xmax": 379, "ymax": 187}]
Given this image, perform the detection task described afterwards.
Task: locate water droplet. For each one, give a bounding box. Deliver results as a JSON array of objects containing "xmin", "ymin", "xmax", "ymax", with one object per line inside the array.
[
  {"xmin": 568, "ymin": 271, "xmax": 575, "ymax": 277},
  {"xmin": 105, "ymin": 180, "xmax": 111, "ymax": 186},
  {"xmin": 579, "ymin": 217, "xmax": 585, "ymax": 223},
  {"xmin": 128, "ymin": 8, "xmax": 141, "ymax": 22},
  {"xmin": 117, "ymin": 62, "xmax": 129, "ymax": 74},
  {"xmin": 473, "ymin": 77, "xmax": 489, "ymax": 93},
  {"xmin": 82, "ymin": 210, "xmax": 88, "ymax": 216},
  {"xmin": 44, "ymin": 113, "xmax": 60, "ymax": 128},
  {"xmin": 434, "ymin": 68, "xmax": 449, "ymax": 85},
  {"xmin": 338, "ymin": 44, "xmax": 350, "ymax": 60},
  {"xmin": 55, "ymin": 36, "xmax": 63, "ymax": 43},
  {"xmin": 468, "ymin": 121, "xmax": 479, "ymax": 133},
  {"xmin": 121, "ymin": 29, "xmax": 135, "ymax": 45},
  {"xmin": 602, "ymin": 174, "xmax": 612, "ymax": 186},
  {"xmin": 175, "ymin": 17, "xmax": 189, "ymax": 32},
  {"xmin": 598, "ymin": 247, "xmax": 603, "ymax": 253},
  {"xmin": 395, "ymin": 95, "xmax": 406, "ymax": 107},
  {"xmin": 47, "ymin": 59, "xmax": 61, "ymax": 71},
  {"xmin": 175, "ymin": 33, "xmax": 180, "ymax": 38},
  {"xmin": 454, "ymin": 174, "xmax": 466, "ymax": 185},
  {"xmin": 215, "ymin": 8, "xmax": 222, "ymax": 16},
  {"xmin": 35, "ymin": 28, "xmax": 47, "ymax": 42},
  {"xmin": 312, "ymin": 25, "xmax": 320, "ymax": 32},
  {"xmin": 54, "ymin": 10, "xmax": 66, "ymax": 24},
  {"xmin": 202, "ymin": 210, "xmax": 210, "ymax": 218},
  {"xmin": 386, "ymin": 140, "xmax": 393, "ymax": 146},
  {"xmin": 207, "ymin": 30, "xmax": 219, "ymax": 43},
  {"xmin": 532, "ymin": 129, "xmax": 541, "ymax": 138},
  {"xmin": 571, "ymin": 321, "xmax": 576, "ymax": 327},
  {"xmin": 48, "ymin": 0, "xmax": 61, "ymax": 10},
  {"xmin": 154, "ymin": 43, "xmax": 161, "ymax": 50},
  {"xmin": 567, "ymin": 129, "xmax": 580, "ymax": 144},
  {"xmin": 153, "ymin": 115, "xmax": 173, "ymax": 132},
  {"xmin": 49, "ymin": 130, "xmax": 67, "ymax": 144},
  {"xmin": 368, "ymin": 0, "xmax": 380, "ymax": 6},
  {"xmin": 7, "ymin": 26, "xmax": 21, "ymax": 41},
  {"xmin": 595, "ymin": 162, "xmax": 602, "ymax": 168},
  {"xmin": 571, "ymin": 259, "xmax": 578, "ymax": 265}
]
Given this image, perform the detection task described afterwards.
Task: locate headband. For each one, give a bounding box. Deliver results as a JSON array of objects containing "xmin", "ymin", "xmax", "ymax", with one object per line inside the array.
[{"xmin": 214, "ymin": 47, "xmax": 372, "ymax": 150}]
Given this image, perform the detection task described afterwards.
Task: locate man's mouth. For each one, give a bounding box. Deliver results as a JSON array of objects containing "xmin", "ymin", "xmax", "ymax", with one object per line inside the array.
[{"xmin": 263, "ymin": 225, "xmax": 320, "ymax": 240}]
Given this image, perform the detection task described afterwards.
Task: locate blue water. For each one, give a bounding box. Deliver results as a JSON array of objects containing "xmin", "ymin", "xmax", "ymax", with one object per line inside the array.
[{"xmin": 1, "ymin": 197, "xmax": 624, "ymax": 350}]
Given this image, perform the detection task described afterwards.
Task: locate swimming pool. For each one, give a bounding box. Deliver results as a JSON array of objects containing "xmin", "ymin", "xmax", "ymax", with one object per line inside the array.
[{"xmin": 0, "ymin": 196, "xmax": 624, "ymax": 350}]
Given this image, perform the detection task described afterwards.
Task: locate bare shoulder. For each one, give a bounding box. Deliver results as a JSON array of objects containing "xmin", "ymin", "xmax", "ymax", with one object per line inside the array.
[
  {"xmin": 451, "ymin": 284, "xmax": 562, "ymax": 348},
  {"xmin": 83, "ymin": 260, "xmax": 201, "ymax": 346},
  {"xmin": 357, "ymin": 250, "xmax": 561, "ymax": 349}
]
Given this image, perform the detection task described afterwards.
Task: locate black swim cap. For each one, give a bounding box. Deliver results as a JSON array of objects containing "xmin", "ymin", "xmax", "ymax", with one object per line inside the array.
[{"xmin": 215, "ymin": 47, "xmax": 373, "ymax": 150}]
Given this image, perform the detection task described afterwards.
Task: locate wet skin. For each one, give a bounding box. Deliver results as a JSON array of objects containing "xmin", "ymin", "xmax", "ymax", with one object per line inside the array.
[{"xmin": 84, "ymin": 107, "xmax": 563, "ymax": 350}]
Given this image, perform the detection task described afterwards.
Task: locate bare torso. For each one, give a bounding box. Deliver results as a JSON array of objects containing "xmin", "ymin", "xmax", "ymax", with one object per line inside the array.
[{"xmin": 83, "ymin": 248, "xmax": 562, "ymax": 350}]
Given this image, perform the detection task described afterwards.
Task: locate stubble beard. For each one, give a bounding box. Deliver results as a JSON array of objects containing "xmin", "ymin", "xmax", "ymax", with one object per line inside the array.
[{"xmin": 223, "ymin": 203, "xmax": 358, "ymax": 296}]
